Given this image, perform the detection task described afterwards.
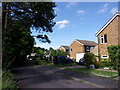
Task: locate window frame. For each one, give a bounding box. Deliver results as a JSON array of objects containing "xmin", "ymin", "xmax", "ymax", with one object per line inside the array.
[
  {"xmin": 86, "ymin": 46, "xmax": 94, "ymax": 52},
  {"xmin": 86, "ymin": 46, "xmax": 91, "ymax": 51},
  {"xmin": 101, "ymin": 55, "xmax": 109, "ymax": 59},
  {"xmin": 70, "ymin": 48, "xmax": 72, "ymax": 52},
  {"xmin": 100, "ymin": 34, "xmax": 107, "ymax": 44}
]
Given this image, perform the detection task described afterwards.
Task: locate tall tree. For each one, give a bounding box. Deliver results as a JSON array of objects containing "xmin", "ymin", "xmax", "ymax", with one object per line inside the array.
[{"xmin": 2, "ymin": 2, "xmax": 56, "ymax": 68}]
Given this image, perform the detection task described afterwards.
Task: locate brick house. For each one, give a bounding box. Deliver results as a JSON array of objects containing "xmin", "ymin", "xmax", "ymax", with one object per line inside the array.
[
  {"xmin": 59, "ymin": 45, "xmax": 70, "ymax": 53},
  {"xmin": 96, "ymin": 12, "xmax": 120, "ymax": 59},
  {"xmin": 69, "ymin": 39, "xmax": 97, "ymax": 59},
  {"xmin": 91, "ymin": 45, "xmax": 98, "ymax": 56},
  {"xmin": 90, "ymin": 45, "xmax": 99, "ymax": 61}
]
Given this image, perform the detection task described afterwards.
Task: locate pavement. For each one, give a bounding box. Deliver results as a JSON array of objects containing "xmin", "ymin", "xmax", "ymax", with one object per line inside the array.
[{"xmin": 11, "ymin": 65, "xmax": 119, "ymax": 89}]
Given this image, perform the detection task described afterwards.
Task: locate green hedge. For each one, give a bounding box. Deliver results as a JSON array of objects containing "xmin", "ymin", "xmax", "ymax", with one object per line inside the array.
[
  {"xmin": 108, "ymin": 45, "xmax": 120, "ymax": 70},
  {"xmin": 99, "ymin": 60, "xmax": 110, "ymax": 68}
]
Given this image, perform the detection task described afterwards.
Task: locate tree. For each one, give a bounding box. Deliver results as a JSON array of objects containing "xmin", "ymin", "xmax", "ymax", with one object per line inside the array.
[
  {"xmin": 2, "ymin": 2, "xmax": 56, "ymax": 68},
  {"xmin": 49, "ymin": 47, "xmax": 69, "ymax": 57},
  {"xmin": 33, "ymin": 47, "xmax": 47, "ymax": 59}
]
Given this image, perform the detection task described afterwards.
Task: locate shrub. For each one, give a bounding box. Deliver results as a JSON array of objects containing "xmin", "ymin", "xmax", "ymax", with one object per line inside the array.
[
  {"xmin": 2, "ymin": 70, "xmax": 18, "ymax": 89},
  {"xmin": 94, "ymin": 61, "xmax": 100, "ymax": 69},
  {"xmin": 99, "ymin": 60, "xmax": 110, "ymax": 68},
  {"xmin": 84, "ymin": 53, "xmax": 97, "ymax": 68},
  {"xmin": 108, "ymin": 45, "xmax": 120, "ymax": 70}
]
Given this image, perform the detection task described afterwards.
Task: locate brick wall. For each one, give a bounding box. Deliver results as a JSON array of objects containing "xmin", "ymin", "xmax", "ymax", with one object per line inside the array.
[
  {"xmin": 91, "ymin": 45, "xmax": 98, "ymax": 56},
  {"xmin": 118, "ymin": 16, "xmax": 120, "ymax": 44},
  {"xmin": 98, "ymin": 16, "xmax": 119, "ymax": 58},
  {"xmin": 59, "ymin": 47, "xmax": 66, "ymax": 52},
  {"xmin": 70, "ymin": 41, "xmax": 84, "ymax": 59}
]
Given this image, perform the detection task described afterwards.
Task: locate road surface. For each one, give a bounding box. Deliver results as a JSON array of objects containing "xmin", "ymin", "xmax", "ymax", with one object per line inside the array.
[{"xmin": 11, "ymin": 65, "xmax": 98, "ymax": 88}]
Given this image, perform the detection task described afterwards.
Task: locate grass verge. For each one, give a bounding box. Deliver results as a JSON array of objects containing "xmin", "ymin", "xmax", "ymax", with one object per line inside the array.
[
  {"xmin": 66, "ymin": 68, "xmax": 118, "ymax": 79},
  {"xmin": 2, "ymin": 70, "xmax": 18, "ymax": 89}
]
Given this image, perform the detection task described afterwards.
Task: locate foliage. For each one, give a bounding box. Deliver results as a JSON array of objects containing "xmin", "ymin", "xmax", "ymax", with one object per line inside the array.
[
  {"xmin": 108, "ymin": 45, "xmax": 120, "ymax": 70},
  {"xmin": 2, "ymin": 70, "xmax": 18, "ymax": 89},
  {"xmin": 3, "ymin": 21, "xmax": 35, "ymax": 68},
  {"xmin": 49, "ymin": 47, "xmax": 69, "ymax": 57},
  {"xmin": 34, "ymin": 47, "xmax": 47, "ymax": 59},
  {"xmin": 84, "ymin": 53, "xmax": 97, "ymax": 67},
  {"xmin": 99, "ymin": 60, "xmax": 110, "ymax": 68},
  {"xmin": 2, "ymin": 2, "xmax": 56, "ymax": 68},
  {"xmin": 35, "ymin": 59, "xmax": 53, "ymax": 66},
  {"xmin": 94, "ymin": 61, "xmax": 100, "ymax": 69},
  {"xmin": 2, "ymin": 2, "xmax": 56, "ymax": 43},
  {"xmin": 34, "ymin": 59, "xmax": 73, "ymax": 67}
]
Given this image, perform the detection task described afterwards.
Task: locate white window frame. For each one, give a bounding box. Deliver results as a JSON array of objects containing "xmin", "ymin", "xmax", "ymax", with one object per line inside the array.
[
  {"xmin": 101, "ymin": 55, "xmax": 109, "ymax": 59},
  {"xmin": 70, "ymin": 48, "xmax": 72, "ymax": 52},
  {"xmin": 100, "ymin": 34, "xmax": 107, "ymax": 44}
]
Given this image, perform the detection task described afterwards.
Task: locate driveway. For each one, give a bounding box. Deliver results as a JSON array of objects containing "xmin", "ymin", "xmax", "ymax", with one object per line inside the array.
[{"xmin": 11, "ymin": 65, "xmax": 97, "ymax": 88}]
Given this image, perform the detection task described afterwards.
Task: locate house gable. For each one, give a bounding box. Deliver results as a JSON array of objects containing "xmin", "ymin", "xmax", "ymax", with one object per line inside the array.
[
  {"xmin": 96, "ymin": 12, "xmax": 120, "ymax": 59},
  {"xmin": 59, "ymin": 45, "xmax": 70, "ymax": 53},
  {"xmin": 70, "ymin": 41, "xmax": 84, "ymax": 59},
  {"xmin": 59, "ymin": 46, "xmax": 66, "ymax": 52},
  {"xmin": 96, "ymin": 12, "xmax": 120, "ymax": 36}
]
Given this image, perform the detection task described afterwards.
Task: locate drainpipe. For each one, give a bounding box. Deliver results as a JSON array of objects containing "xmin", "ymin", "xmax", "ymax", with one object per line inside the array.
[{"xmin": 98, "ymin": 36, "xmax": 101, "ymax": 62}]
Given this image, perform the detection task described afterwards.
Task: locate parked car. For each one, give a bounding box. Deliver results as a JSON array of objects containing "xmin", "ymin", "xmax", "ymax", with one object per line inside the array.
[
  {"xmin": 53, "ymin": 56, "xmax": 74, "ymax": 64},
  {"xmin": 78, "ymin": 58, "xmax": 86, "ymax": 65}
]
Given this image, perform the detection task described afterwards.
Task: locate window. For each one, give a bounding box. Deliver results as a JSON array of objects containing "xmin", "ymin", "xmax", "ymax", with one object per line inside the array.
[
  {"xmin": 70, "ymin": 48, "xmax": 72, "ymax": 52},
  {"xmin": 101, "ymin": 55, "xmax": 109, "ymax": 59},
  {"xmin": 86, "ymin": 46, "xmax": 94, "ymax": 51},
  {"xmin": 86, "ymin": 46, "xmax": 90, "ymax": 51},
  {"xmin": 66, "ymin": 49, "xmax": 69, "ymax": 53},
  {"xmin": 100, "ymin": 34, "xmax": 107, "ymax": 44}
]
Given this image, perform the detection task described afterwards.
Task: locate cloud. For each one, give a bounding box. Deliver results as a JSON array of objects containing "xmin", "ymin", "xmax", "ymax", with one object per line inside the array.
[
  {"xmin": 56, "ymin": 20, "xmax": 69, "ymax": 29},
  {"xmin": 54, "ymin": 8, "xmax": 59, "ymax": 12},
  {"xmin": 77, "ymin": 10, "xmax": 86, "ymax": 15},
  {"xmin": 66, "ymin": 2, "xmax": 77, "ymax": 8},
  {"xmin": 54, "ymin": 8, "xmax": 59, "ymax": 14},
  {"xmin": 110, "ymin": 7, "xmax": 118, "ymax": 15},
  {"xmin": 97, "ymin": 3, "xmax": 109, "ymax": 14}
]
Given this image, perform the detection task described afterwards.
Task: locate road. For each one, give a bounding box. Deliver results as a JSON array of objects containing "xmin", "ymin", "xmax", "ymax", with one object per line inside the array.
[{"xmin": 11, "ymin": 65, "xmax": 98, "ymax": 88}]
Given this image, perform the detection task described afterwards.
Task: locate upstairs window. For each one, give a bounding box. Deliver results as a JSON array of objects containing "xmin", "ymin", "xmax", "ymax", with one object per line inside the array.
[
  {"xmin": 86, "ymin": 46, "xmax": 94, "ymax": 52},
  {"xmin": 100, "ymin": 34, "xmax": 107, "ymax": 44},
  {"xmin": 86, "ymin": 46, "xmax": 90, "ymax": 51},
  {"xmin": 66, "ymin": 49, "xmax": 69, "ymax": 53}
]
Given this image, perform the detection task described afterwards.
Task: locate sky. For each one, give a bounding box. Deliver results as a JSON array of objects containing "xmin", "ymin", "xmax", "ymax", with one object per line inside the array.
[{"xmin": 34, "ymin": 2, "xmax": 118, "ymax": 49}]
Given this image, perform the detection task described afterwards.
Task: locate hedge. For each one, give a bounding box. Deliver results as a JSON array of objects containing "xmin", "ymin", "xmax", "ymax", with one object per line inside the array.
[{"xmin": 108, "ymin": 45, "xmax": 120, "ymax": 70}]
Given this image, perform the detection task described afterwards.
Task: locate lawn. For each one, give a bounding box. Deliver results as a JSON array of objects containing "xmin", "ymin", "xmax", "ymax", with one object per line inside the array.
[{"xmin": 66, "ymin": 68, "xmax": 118, "ymax": 79}]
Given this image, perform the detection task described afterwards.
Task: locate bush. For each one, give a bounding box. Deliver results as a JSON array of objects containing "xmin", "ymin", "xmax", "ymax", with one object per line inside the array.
[
  {"xmin": 99, "ymin": 60, "xmax": 110, "ymax": 68},
  {"xmin": 84, "ymin": 53, "xmax": 98, "ymax": 68},
  {"xmin": 108, "ymin": 45, "xmax": 120, "ymax": 70},
  {"xmin": 94, "ymin": 61, "xmax": 100, "ymax": 69}
]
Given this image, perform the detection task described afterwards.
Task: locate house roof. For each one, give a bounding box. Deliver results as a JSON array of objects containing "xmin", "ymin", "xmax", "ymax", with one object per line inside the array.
[
  {"xmin": 96, "ymin": 12, "xmax": 120, "ymax": 36},
  {"xmin": 76, "ymin": 40, "xmax": 97, "ymax": 46},
  {"xmin": 44, "ymin": 51, "xmax": 50, "ymax": 55},
  {"xmin": 61, "ymin": 45, "xmax": 69, "ymax": 50}
]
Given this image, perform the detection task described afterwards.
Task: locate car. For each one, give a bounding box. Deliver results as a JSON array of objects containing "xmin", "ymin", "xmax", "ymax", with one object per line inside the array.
[
  {"xmin": 53, "ymin": 56, "xmax": 74, "ymax": 64},
  {"xmin": 78, "ymin": 58, "xmax": 86, "ymax": 65}
]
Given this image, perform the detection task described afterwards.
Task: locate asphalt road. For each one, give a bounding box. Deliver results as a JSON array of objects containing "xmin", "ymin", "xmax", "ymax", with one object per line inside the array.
[{"xmin": 11, "ymin": 65, "xmax": 98, "ymax": 88}]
